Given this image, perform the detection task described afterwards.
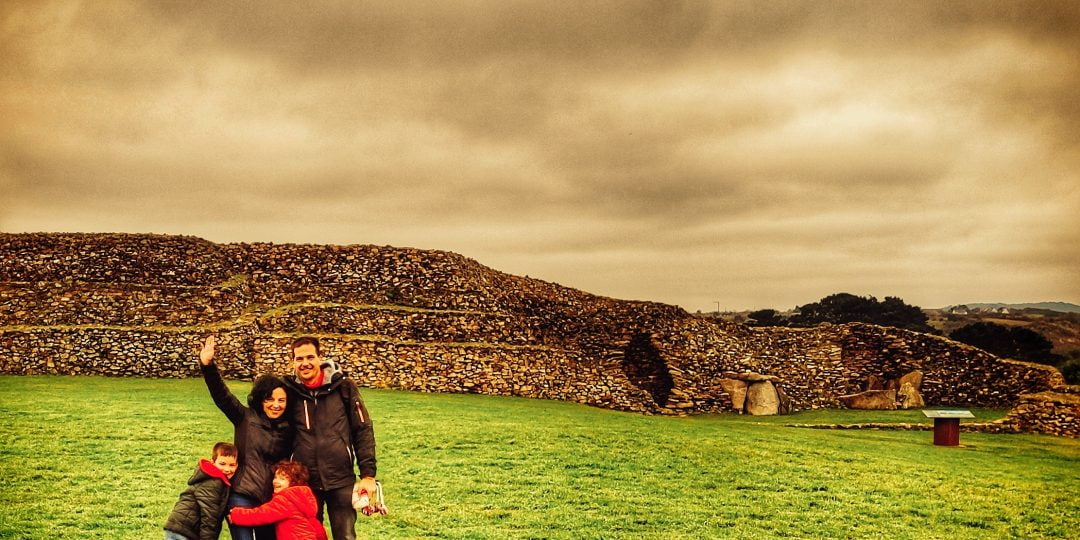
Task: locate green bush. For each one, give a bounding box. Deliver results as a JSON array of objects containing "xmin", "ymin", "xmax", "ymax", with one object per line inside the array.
[
  {"xmin": 788, "ymin": 293, "xmax": 936, "ymax": 333},
  {"xmin": 1059, "ymin": 358, "xmax": 1080, "ymax": 384},
  {"xmin": 747, "ymin": 308, "xmax": 786, "ymax": 326},
  {"xmin": 950, "ymin": 322, "xmax": 1063, "ymax": 365}
]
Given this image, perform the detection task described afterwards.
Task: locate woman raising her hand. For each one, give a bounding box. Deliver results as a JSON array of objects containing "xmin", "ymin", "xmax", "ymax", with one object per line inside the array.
[{"xmin": 200, "ymin": 335, "xmax": 294, "ymax": 540}]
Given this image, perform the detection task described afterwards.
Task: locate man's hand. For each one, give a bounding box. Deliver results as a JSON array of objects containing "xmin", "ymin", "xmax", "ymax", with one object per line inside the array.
[
  {"xmin": 356, "ymin": 476, "xmax": 377, "ymax": 499},
  {"xmin": 199, "ymin": 335, "xmax": 216, "ymax": 366}
]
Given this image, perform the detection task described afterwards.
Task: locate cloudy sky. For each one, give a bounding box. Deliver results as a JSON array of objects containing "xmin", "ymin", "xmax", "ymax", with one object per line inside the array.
[{"xmin": 2, "ymin": 1, "xmax": 1078, "ymax": 312}]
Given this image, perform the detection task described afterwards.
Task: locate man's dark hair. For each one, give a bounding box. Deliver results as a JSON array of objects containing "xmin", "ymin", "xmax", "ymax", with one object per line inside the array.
[
  {"xmin": 291, "ymin": 336, "xmax": 321, "ymax": 357},
  {"xmin": 273, "ymin": 460, "xmax": 310, "ymax": 487},
  {"xmin": 247, "ymin": 374, "xmax": 287, "ymax": 413},
  {"xmin": 212, "ymin": 442, "xmax": 237, "ymax": 460}
]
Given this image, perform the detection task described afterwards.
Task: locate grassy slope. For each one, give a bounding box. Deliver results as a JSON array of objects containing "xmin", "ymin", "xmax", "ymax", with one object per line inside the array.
[{"xmin": 0, "ymin": 376, "xmax": 1077, "ymax": 539}]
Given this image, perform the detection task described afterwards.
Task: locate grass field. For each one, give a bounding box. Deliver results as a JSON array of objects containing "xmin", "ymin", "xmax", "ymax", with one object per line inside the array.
[{"xmin": 1, "ymin": 376, "xmax": 1077, "ymax": 539}]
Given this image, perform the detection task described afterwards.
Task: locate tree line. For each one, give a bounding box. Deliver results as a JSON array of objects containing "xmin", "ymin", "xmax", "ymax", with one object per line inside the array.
[{"xmin": 747, "ymin": 293, "xmax": 936, "ymax": 333}]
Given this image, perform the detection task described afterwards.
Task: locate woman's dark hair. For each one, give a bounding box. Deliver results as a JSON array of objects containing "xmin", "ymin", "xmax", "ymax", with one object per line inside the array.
[
  {"xmin": 247, "ymin": 374, "xmax": 287, "ymax": 413},
  {"xmin": 273, "ymin": 460, "xmax": 310, "ymax": 487}
]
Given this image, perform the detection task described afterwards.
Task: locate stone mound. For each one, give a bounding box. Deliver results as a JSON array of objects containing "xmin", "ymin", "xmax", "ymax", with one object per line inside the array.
[{"xmin": 0, "ymin": 233, "xmax": 1065, "ymax": 416}]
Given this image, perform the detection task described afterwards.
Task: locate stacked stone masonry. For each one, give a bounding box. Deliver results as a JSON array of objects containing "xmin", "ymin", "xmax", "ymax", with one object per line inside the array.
[
  {"xmin": 0, "ymin": 233, "xmax": 1067, "ymax": 427},
  {"xmin": 998, "ymin": 385, "xmax": 1080, "ymax": 437}
]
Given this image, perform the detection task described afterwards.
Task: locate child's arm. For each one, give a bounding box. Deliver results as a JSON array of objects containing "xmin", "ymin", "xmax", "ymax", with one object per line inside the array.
[
  {"xmin": 194, "ymin": 480, "xmax": 228, "ymax": 540},
  {"xmin": 228, "ymin": 494, "xmax": 292, "ymax": 527},
  {"xmin": 199, "ymin": 336, "xmax": 247, "ymax": 424}
]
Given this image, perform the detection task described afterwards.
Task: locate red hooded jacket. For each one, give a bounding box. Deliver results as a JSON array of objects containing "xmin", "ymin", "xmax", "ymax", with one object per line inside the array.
[{"xmin": 229, "ymin": 485, "xmax": 327, "ymax": 540}]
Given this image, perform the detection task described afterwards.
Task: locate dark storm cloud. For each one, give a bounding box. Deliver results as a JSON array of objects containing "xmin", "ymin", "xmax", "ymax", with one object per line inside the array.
[
  {"xmin": 1, "ymin": 0, "xmax": 1077, "ymax": 310},
  {"xmin": 139, "ymin": 1, "xmax": 711, "ymax": 70},
  {"xmin": 131, "ymin": 1, "xmax": 1080, "ymax": 74}
]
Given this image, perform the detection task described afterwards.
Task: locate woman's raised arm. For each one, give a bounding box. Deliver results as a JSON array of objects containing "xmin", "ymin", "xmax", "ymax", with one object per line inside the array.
[{"xmin": 199, "ymin": 335, "xmax": 246, "ymax": 424}]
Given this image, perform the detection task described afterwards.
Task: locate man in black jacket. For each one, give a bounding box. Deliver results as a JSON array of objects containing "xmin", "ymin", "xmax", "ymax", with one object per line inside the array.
[{"xmin": 282, "ymin": 336, "xmax": 376, "ymax": 540}]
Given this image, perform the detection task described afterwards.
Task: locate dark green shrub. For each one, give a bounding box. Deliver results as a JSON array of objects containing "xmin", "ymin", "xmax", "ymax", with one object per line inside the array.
[
  {"xmin": 950, "ymin": 322, "xmax": 1063, "ymax": 365},
  {"xmin": 747, "ymin": 309, "xmax": 786, "ymax": 327},
  {"xmin": 1058, "ymin": 359, "xmax": 1080, "ymax": 385},
  {"xmin": 788, "ymin": 293, "xmax": 936, "ymax": 333}
]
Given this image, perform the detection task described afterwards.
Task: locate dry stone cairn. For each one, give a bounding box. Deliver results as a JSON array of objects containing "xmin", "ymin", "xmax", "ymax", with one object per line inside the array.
[{"xmin": 0, "ymin": 232, "xmax": 1066, "ymax": 421}]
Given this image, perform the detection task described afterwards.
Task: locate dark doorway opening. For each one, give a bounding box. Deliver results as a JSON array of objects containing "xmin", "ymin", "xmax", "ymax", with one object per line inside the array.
[{"xmin": 622, "ymin": 332, "xmax": 674, "ymax": 408}]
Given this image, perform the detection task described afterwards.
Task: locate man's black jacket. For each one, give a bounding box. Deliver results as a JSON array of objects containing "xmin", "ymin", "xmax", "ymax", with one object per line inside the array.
[{"xmin": 283, "ymin": 364, "xmax": 376, "ymax": 491}]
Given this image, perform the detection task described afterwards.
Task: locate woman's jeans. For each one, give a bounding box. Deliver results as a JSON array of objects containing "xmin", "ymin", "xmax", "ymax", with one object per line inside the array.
[{"xmin": 227, "ymin": 492, "xmax": 277, "ymax": 540}]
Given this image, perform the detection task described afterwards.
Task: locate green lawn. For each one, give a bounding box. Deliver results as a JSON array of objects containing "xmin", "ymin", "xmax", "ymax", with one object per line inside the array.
[{"xmin": 0, "ymin": 376, "xmax": 1077, "ymax": 539}]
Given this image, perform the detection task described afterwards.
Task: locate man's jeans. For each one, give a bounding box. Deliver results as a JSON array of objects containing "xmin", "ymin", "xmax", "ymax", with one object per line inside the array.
[
  {"xmin": 163, "ymin": 530, "xmax": 189, "ymax": 540},
  {"xmin": 227, "ymin": 492, "xmax": 277, "ymax": 540},
  {"xmin": 314, "ymin": 485, "xmax": 357, "ymax": 540}
]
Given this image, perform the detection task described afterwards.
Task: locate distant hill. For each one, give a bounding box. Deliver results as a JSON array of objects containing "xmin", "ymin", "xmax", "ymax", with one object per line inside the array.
[{"xmin": 943, "ymin": 302, "xmax": 1080, "ymax": 314}]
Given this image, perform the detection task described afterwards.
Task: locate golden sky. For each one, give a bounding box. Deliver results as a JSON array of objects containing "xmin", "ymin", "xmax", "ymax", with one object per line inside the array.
[{"xmin": 2, "ymin": 1, "xmax": 1078, "ymax": 311}]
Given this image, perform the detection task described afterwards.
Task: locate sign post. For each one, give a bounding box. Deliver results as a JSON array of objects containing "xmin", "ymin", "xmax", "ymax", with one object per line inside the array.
[{"xmin": 922, "ymin": 410, "xmax": 975, "ymax": 446}]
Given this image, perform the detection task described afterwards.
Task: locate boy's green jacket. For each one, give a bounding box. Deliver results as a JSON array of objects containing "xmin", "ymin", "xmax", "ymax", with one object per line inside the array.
[{"xmin": 163, "ymin": 459, "xmax": 231, "ymax": 540}]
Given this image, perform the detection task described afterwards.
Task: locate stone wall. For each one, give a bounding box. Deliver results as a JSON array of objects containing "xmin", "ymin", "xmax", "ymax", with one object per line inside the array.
[
  {"xmin": 0, "ymin": 281, "xmax": 250, "ymax": 326},
  {"xmin": 257, "ymin": 305, "xmax": 535, "ymax": 345},
  {"xmin": 637, "ymin": 317, "xmax": 1061, "ymax": 414},
  {"xmin": 2, "ymin": 328, "xmax": 209, "ymax": 378},
  {"xmin": 0, "ymin": 325, "xmax": 654, "ymax": 413},
  {"xmin": 0, "ymin": 233, "xmax": 232, "ymax": 285},
  {"xmin": 0, "ymin": 232, "xmax": 1065, "ymax": 418},
  {"xmin": 997, "ymin": 385, "xmax": 1080, "ymax": 437}
]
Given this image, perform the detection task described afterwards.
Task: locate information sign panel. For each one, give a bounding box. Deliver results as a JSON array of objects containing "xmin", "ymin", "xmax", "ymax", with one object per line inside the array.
[{"xmin": 922, "ymin": 410, "xmax": 975, "ymax": 418}]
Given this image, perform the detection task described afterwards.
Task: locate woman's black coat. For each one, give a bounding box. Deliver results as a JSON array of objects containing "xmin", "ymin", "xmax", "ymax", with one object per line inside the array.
[{"xmin": 202, "ymin": 363, "xmax": 293, "ymax": 503}]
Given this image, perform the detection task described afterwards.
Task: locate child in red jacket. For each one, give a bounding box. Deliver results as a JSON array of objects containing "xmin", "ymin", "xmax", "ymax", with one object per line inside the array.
[{"xmin": 229, "ymin": 460, "xmax": 327, "ymax": 540}]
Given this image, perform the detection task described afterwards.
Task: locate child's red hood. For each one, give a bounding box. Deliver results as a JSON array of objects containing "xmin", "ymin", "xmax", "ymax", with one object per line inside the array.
[
  {"xmin": 278, "ymin": 486, "xmax": 319, "ymax": 518},
  {"xmin": 198, "ymin": 458, "xmax": 232, "ymax": 486}
]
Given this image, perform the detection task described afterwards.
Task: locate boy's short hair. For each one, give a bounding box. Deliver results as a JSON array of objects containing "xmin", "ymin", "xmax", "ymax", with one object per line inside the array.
[
  {"xmin": 212, "ymin": 442, "xmax": 238, "ymax": 461},
  {"xmin": 273, "ymin": 460, "xmax": 310, "ymax": 487},
  {"xmin": 291, "ymin": 336, "xmax": 321, "ymax": 356}
]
